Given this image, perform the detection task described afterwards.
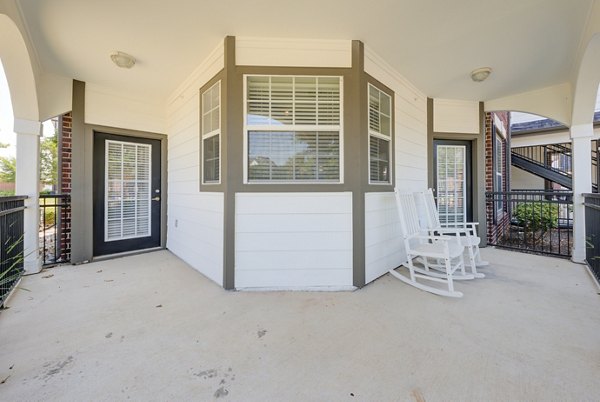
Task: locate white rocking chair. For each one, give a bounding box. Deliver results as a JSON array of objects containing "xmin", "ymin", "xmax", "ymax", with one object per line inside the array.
[
  {"xmin": 415, "ymin": 188, "xmax": 489, "ymax": 278},
  {"xmin": 389, "ymin": 190, "xmax": 474, "ymax": 298}
]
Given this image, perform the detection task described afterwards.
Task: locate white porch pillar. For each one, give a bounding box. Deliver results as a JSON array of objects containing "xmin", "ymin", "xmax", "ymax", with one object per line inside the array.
[
  {"xmin": 570, "ymin": 124, "xmax": 593, "ymax": 263},
  {"xmin": 14, "ymin": 118, "xmax": 42, "ymax": 274}
]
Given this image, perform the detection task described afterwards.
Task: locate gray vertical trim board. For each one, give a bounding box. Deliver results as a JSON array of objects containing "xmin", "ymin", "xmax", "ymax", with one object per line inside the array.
[
  {"xmin": 222, "ymin": 36, "xmax": 236, "ymax": 289},
  {"xmin": 350, "ymin": 40, "xmax": 366, "ymax": 287},
  {"xmin": 70, "ymin": 80, "xmax": 88, "ymax": 263}
]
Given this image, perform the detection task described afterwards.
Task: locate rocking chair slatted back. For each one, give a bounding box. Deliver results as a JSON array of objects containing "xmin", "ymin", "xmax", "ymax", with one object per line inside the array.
[
  {"xmin": 423, "ymin": 188, "xmax": 441, "ymax": 229},
  {"xmin": 394, "ymin": 190, "xmax": 421, "ymax": 239}
]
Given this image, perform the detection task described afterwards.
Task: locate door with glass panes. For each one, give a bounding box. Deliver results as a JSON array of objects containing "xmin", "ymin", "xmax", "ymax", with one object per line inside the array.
[
  {"xmin": 433, "ymin": 140, "xmax": 473, "ymax": 224},
  {"xmin": 93, "ymin": 132, "xmax": 161, "ymax": 256}
]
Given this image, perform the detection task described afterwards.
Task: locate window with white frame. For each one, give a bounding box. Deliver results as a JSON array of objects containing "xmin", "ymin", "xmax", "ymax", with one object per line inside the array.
[
  {"xmin": 368, "ymin": 84, "xmax": 392, "ymax": 183},
  {"xmin": 245, "ymin": 75, "xmax": 342, "ymax": 182},
  {"xmin": 494, "ymin": 133, "xmax": 504, "ymax": 215},
  {"xmin": 202, "ymin": 81, "xmax": 221, "ymax": 184}
]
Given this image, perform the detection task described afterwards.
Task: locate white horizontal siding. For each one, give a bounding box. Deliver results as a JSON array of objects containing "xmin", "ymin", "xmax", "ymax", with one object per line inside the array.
[
  {"xmin": 235, "ymin": 192, "xmax": 353, "ymax": 289},
  {"xmin": 364, "ymin": 46, "xmax": 428, "ymax": 194},
  {"xmin": 236, "ymin": 37, "xmax": 352, "ymax": 68},
  {"xmin": 365, "ymin": 192, "xmax": 404, "ymax": 284},
  {"xmin": 166, "ymin": 41, "xmax": 225, "ymax": 286},
  {"xmin": 433, "ymin": 98, "xmax": 480, "ymax": 134},
  {"xmin": 85, "ymin": 83, "xmax": 166, "ymax": 134},
  {"xmin": 167, "ymin": 192, "xmax": 224, "ymax": 286}
]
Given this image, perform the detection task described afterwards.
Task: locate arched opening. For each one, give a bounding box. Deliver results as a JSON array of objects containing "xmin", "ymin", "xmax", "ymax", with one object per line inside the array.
[
  {"xmin": 0, "ymin": 14, "xmax": 38, "ymax": 122},
  {"xmin": 0, "ymin": 60, "xmax": 16, "ymax": 196},
  {"xmin": 0, "ymin": 13, "xmax": 41, "ymax": 275}
]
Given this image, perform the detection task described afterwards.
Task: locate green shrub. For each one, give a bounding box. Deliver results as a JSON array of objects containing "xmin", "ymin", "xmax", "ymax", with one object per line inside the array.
[
  {"xmin": 43, "ymin": 208, "xmax": 56, "ymax": 226},
  {"xmin": 513, "ymin": 202, "xmax": 559, "ymax": 231}
]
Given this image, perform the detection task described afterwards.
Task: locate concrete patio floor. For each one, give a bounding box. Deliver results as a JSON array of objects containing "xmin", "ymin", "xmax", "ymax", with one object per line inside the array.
[{"xmin": 1, "ymin": 248, "xmax": 599, "ymax": 401}]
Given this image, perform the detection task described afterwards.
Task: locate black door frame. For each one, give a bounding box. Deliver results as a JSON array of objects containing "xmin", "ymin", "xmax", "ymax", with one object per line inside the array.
[
  {"xmin": 93, "ymin": 132, "xmax": 162, "ymax": 256},
  {"xmin": 433, "ymin": 139, "xmax": 474, "ymax": 223}
]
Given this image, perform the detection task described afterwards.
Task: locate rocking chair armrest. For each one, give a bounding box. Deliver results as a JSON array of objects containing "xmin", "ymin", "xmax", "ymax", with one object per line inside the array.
[
  {"xmin": 441, "ymin": 222, "xmax": 479, "ymax": 229},
  {"xmin": 434, "ymin": 227, "xmax": 471, "ymax": 235},
  {"xmin": 411, "ymin": 234, "xmax": 457, "ymax": 243}
]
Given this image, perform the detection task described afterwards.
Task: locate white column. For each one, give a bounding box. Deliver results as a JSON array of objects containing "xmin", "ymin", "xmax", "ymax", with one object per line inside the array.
[
  {"xmin": 14, "ymin": 118, "xmax": 42, "ymax": 274},
  {"xmin": 570, "ymin": 123, "xmax": 593, "ymax": 263}
]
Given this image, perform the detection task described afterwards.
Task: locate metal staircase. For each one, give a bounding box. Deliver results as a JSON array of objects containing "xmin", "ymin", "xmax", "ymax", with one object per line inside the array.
[
  {"xmin": 511, "ymin": 140, "xmax": 598, "ymax": 192},
  {"xmin": 511, "ymin": 143, "xmax": 573, "ymax": 189}
]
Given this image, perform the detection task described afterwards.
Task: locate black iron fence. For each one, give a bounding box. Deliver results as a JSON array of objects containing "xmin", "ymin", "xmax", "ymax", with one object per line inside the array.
[
  {"xmin": 486, "ymin": 190, "xmax": 573, "ymax": 257},
  {"xmin": 0, "ymin": 196, "xmax": 27, "ymax": 306},
  {"xmin": 584, "ymin": 193, "xmax": 600, "ymax": 282},
  {"xmin": 39, "ymin": 194, "xmax": 71, "ymax": 266}
]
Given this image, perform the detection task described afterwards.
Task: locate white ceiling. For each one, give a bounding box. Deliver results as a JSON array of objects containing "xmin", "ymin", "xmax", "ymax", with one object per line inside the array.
[{"xmin": 15, "ymin": 0, "xmax": 596, "ymax": 103}]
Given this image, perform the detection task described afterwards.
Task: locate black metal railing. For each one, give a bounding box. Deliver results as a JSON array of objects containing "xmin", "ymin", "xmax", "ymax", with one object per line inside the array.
[
  {"xmin": 512, "ymin": 143, "xmax": 572, "ymax": 177},
  {"xmin": 0, "ymin": 196, "xmax": 27, "ymax": 306},
  {"xmin": 486, "ymin": 190, "xmax": 573, "ymax": 257},
  {"xmin": 584, "ymin": 193, "xmax": 600, "ymax": 282},
  {"xmin": 39, "ymin": 194, "xmax": 71, "ymax": 266}
]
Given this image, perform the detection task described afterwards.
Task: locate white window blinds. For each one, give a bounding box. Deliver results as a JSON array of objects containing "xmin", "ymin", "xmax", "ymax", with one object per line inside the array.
[
  {"xmin": 202, "ymin": 81, "xmax": 221, "ymax": 184},
  {"xmin": 245, "ymin": 75, "xmax": 342, "ymax": 183},
  {"xmin": 369, "ymin": 84, "xmax": 391, "ymax": 138},
  {"xmin": 105, "ymin": 140, "xmax": 151, "ymax": 241},
  {"xmin": 368, "ymin": 84, "xmax": 392, "ymax": 183},
  {"xmin": 247, "ymin": 76, "xmax": 340, "ymax": 127}
]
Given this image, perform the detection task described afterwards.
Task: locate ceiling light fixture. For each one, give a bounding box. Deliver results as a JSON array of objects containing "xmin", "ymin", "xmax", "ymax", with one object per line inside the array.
[
  {"xmin": 470, "ymin": 67, "xmax": 492, "ymax": 82},
  {"xmin": 110, "ymin": 51, "xmax": 136, "ymax": 69}
]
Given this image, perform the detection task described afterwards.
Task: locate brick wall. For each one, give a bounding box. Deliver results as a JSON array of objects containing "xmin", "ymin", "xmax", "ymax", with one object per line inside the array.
[
  {"xmin": 58, "ymin": 113, "xmax": 72, "ymax": 262},
  {"xmin": 60, "ymin": 113, "xmax": 72, "ymax": 194}
]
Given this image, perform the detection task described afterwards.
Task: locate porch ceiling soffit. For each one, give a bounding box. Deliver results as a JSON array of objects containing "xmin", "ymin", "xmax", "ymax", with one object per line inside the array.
[{"xmin": 13, "ymin": 0, "xmax": 594, "ymax": 106}]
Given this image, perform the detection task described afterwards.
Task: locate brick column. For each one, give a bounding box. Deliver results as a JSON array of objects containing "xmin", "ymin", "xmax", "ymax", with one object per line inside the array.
[
  {"xmin": 58, "ymin": 113, "xmax": 72, "ymax": 262},
  {"xmin": 485, "ymin": 112, "xmax": 510, "ymax": 245}
]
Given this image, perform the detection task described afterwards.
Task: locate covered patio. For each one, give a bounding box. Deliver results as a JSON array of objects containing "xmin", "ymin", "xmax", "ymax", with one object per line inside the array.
[{"xmin": 1, "ymin": 248, "xmax": 598, "ymax": 400}]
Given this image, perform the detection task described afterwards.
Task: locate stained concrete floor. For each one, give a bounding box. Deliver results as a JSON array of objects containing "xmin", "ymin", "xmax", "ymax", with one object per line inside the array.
[{"xmin": 0, "ymin": 248, "xmax": 599, "ymax": 401}]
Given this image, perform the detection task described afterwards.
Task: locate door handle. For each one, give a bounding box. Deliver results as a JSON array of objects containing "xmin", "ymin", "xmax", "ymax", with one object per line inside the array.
[{"xmin": 152, "ymin": 197, "xmax": 160, "ymax": 201}]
